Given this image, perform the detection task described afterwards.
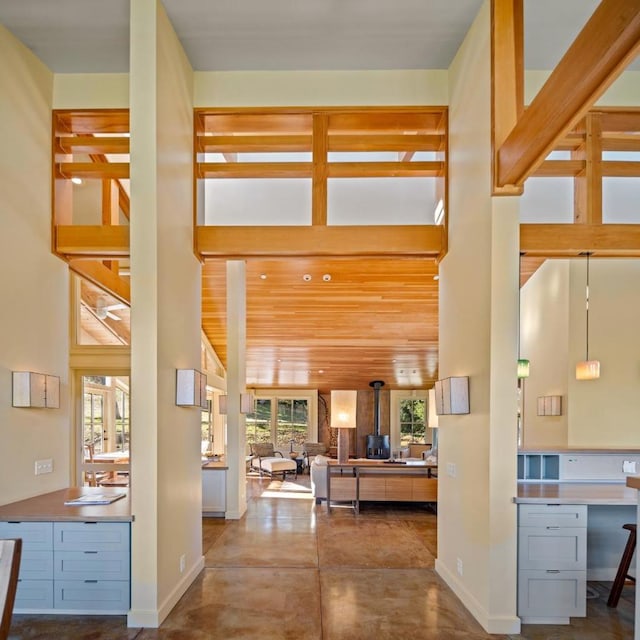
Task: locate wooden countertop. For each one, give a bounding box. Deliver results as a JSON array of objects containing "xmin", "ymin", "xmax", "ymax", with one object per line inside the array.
[
  {"xmin": 519, "ymin": 448, "xmax": 640, "ymax": 454},
  {"xmin": 516, "ymin": 482, "xmax": 637, "ymax": 505},
  {"xmin": 0, "ymin": 488, "xmax": 132, "ymax": 522},
  {"xmin": 327, "ymin": 459, "xmax": 437, "ymax": 469}
]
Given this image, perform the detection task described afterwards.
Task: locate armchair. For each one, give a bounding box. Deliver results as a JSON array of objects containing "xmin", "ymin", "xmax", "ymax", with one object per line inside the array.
[
  {"xmin": 302, "ymin": 442, "xmax": 327, "ymax": 473},
  {"xmin": 249, "ymin": 443, "xmax": 297, "ymax": 480}
]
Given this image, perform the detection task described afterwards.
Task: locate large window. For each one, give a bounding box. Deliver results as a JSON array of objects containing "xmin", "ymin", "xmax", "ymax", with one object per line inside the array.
[{"xmin": 245, "ymin": 390, "xmax": 317, "ymax": 452}]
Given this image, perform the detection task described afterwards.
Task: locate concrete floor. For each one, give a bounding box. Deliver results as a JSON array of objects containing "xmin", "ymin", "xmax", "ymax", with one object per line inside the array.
[{"xmin": 8, "ymin": 475, "xmax": 635, "ymax": 639}]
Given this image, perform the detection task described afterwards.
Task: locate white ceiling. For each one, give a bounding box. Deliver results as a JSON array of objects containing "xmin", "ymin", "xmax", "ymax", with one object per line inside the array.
[{"xmin": 1, "ymin": 0, "xmax": 629, "ymax": 74}]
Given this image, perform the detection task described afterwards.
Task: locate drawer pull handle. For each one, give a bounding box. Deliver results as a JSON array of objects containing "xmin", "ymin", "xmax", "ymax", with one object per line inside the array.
[
  {"xmin": 546, "ymin": 526, "xmax": 560, "ymax": 530},
  {"xmin": 546, "ymin": 570, "xmax": 560, "ymax": 574},
  {"xmin": 84, "ymin": 580, "xmax": 98, "ymax": 583},
  {"xmin": 84, "ymin": 551, "xmax": 98, "ymax": 554}
]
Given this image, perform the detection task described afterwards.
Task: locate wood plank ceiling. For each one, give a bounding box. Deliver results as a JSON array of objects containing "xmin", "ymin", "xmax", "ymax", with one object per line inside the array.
[{"xmin": 202, "ymin": 257, "xmax": 439, "ymax": 392}]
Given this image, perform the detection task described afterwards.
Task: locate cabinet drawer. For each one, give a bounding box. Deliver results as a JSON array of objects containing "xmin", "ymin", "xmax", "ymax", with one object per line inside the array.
[
  {"xmin": 412, "ymin": 477, "xmax": 437, "ymax": 501},
  {"xmin": 0, "ymin": 521, "xmax": 53, "ymax": 550},
  {"xmin": 359, "ymin": 478, "xmax": 385, "ymax": 501},
  {"xmin": 54, "ymin": 522, "xmax": 130, "ymax": 552},
  {"xmin": 386, "ymin": 478, "xmax": 412, "ymax": 501},
  {"xmin": 55, "ymin": 550, "xmax": 130, "ymax": 581},
  {"xmin": 519, "ymin": 527, "xmax": 586, "ymax": 570},
  {"xmin": 330, "ymin": 477, "xmax": 357, "ymax": 501},
  {"xmin": 519, "ymin": 504, "xmax": 587, "ymax": 528},
  {"xmin": 518, "ymin": 569, "xmax": 586, "ymax": 618},
  {"xmin": 54, "ymin": 580, "xmax": 130, "ymax": 612},
  {"xmin": 14, "ymin": 579, "xmax": 54, "ymax": 611},
  {"xmin": 19, "ymin": 550, "xmax": 54, "ymax": 580}
]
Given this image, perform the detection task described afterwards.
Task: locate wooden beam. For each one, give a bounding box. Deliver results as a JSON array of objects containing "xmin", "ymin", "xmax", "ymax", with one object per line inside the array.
[
  {"xmin": 197, "ymin": 134, "xmax": 311, "ymax": 153},
  {"xmin": 55, "ymin": 225, "xmax": 130, "ymax": 258},
  {"xmin": 602, "ymin": 133, "xmax": 640, "ymax": 152},
  {"xmin": 520, "ymin": 223, "xmax": 640, "ymax": 256},
  {"xmin": 573, "ymin": 114, "xmax": 603, "ymax": 224},
  {"xmin": 56, "ymin": 162, "xmax": 129, "ymax": 180},
  {"xmin": 531, "ymin": 160, "xmax": 584, "ymax": 177},
  {"xmin": 312, "ymin": 113, "xmax": 328, "ymax": 226},
  {"xmin": 327, "ymin": 162, "xmax": 443, "ymax": 178},
  {"xmin": 602, "ymin": 161, "xmax": 640, "ymax": 177},
  {"xmin": 491, "ymin": 0, "xmax": 524, "ymax": 195},
  {"xmin": 57, "ymin": 135, "xmax": 130, "ymax": 154},
  {"xmin": 198, "ymin": 162, "xmax": 312, "ymax": 179},
  {"xmin": 497, "ymin": 0, "xmax": 640, "ymax": 187},
  {"xmin": 69, "ymin": 259, "xmax": 131, "ymax": 305},
  {"xmin": 328, "ymin": 134, "xmax": 444, "ymax": 152},
  {"xmin": 196, "ymin": 225, "xmax": 443, "ymax": 258},
  {"xmin": 102, "ymin": 180, "xmax": 120, "ymax": 226}
]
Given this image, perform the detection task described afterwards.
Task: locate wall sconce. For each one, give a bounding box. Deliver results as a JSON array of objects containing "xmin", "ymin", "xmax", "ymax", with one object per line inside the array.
[
  {"xmin": 434, "ymin": 376, "xmax": 469, "ymax": 415},
  {"xmin": 176, "ymin": 369, "xmax": 208, "ymax": 408},
  {"xmin": 537, "ymin": 395, "xmax": 562, "ymax": 416},
  {"xmin": 218, "ymin": 393, "xmax": 254, "ymax": 415},
  {"xmin": 12, "ymin": 371, "xmax": 60, "ymax": 408},
  {"xmin": 331, "ymin": 390, "xmax": 357, "ymax": 464}
]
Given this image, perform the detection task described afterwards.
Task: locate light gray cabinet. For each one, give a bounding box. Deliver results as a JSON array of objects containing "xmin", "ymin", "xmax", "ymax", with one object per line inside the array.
[
  {"xmin": 517, "ymin": 504, "xmax": 587, "ymax": 624},
  {"xmin": 0, "ymin": 520, "xmax": 130, "ymax": 614},
  {"xmin": 202, "ymin": 468, "xmax": 226, "ymax": 516}
]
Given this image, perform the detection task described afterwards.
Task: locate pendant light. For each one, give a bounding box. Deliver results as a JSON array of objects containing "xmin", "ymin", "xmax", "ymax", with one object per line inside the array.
[
  {"xmin": 517, "ymin": 253, "xmax": 530, "ymax": 379},
  {"xmin": 575, "ymin": 252, "xmax": 600, "ymax": 380}
]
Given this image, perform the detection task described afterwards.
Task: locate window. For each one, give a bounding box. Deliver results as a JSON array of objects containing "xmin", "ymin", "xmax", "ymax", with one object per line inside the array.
[
  {"xmin": 390, "ymin": 390, "xmax": 429, "ymax": 450},
  {"xmin": 399, "ymin": 398, "xmax": 426, "ymax": 446},
  {"xmin": 245, "ymin": 390, "xmax": 317, "ymax": 452}
]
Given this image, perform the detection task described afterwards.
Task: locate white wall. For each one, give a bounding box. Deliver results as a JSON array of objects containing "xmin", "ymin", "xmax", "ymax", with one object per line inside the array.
[
  {"xmin": 128, "ymin": 0, "xmax": 202, "ymax": 627},
  {"xmin": 437, "ymin": 1, "xmax": 520, "ymax": 634},
  {"xmin": 0, "ymin": 24, "xmax": 71, "ymax": 504}
]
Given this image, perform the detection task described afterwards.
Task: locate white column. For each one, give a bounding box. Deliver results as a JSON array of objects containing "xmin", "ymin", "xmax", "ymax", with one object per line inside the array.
[{"xmin": 225, "ymin": 260, "xmax": 248, "ymax": 519}]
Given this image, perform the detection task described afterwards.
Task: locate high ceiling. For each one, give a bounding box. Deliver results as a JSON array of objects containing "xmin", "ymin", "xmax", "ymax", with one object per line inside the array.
[{"xmin": 0, "ymin": 0, "xmax": 618, "ymax": 73}]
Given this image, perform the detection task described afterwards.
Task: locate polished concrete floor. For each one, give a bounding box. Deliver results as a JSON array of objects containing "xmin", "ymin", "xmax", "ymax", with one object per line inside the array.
[{"xmin": 8, "ymin": 476, "xmax": 635, "ymax": 639}]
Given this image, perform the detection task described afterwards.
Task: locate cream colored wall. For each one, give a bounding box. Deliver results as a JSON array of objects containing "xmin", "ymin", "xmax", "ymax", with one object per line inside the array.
[
  {"xmin": 520, "ymin": 260, "xmax": 570, "ymax": 448},
  {"xmin": 525, "ymin": 70, "xmax": 640, "ymax": 106},
  {"xmin": 520, "ymin": 259, "xmax": 640, "ymax": 449},
  {"xmin": 53, "ymin": 73, "xmax": 129, "ymax": 109},
  {"xmin": 567, "ymin": 259, "xmax": 640, "ymax": 447},
  {"xmin": 0, "ymin": 25, "xmax": 71, "ymax": 505},
  {"xmin": 128, "ymin": 0, "xmax": 202, "ymax": 627},
  {"xmin": 194, "ymin": 69, "xmax": 448, "ymax": 106},
  {"xmin": 437, "ymin": 1, "xmax": 519, "ymax": 634}
]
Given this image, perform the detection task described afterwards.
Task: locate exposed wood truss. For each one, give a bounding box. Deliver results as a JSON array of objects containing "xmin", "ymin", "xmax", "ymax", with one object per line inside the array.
[
  {"xmin": 492, "ymin": 0, "xmax": 640, "ymax": 191},
  {"xmin": 194, "ymin": 107, "xmax": 448, "ymax": 260}
]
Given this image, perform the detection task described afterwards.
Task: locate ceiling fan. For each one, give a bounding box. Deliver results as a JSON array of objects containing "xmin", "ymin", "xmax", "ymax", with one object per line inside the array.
[{"xmin": 93, "ymin": 298, "xmax": 127, "ymax": 321}]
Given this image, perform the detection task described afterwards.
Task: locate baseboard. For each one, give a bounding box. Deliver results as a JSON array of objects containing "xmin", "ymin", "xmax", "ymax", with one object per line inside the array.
[
  {"xmin": 127, "ymin": 555, "xmax": 205, "ymax": 628},
  {"xmin": 225, "ymin": 505, "xmax": 247, "ymax": 520},
  {"xmin": 588, "ymin": 567, "xmax": 617, "ymax": 581},
  {"xmin": 435, "ymin": 559, "xmax": 522, "ymax": 635}
]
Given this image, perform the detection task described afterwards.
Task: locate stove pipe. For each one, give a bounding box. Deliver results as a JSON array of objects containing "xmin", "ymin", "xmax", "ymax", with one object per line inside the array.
[{"xmin": 366, "ymin": 380, "xmax": 390, "ymax": 459}]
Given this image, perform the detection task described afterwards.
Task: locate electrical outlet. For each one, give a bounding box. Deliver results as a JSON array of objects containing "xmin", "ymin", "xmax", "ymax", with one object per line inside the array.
[
  {"xmin": 447, "ymin": 462, "xmax": 457, "ymax": 478},
  {"xmin": 457, "ymin": 558, "xmax": 463, "ymax": 576},
  {"xmin": 179, "ymin": 554, "xmax": 186, "ymax": 573},
  {"xmin": 34, "ymin": 458, "xmax": 53, "ymax": 475},
  {"xmin": 623, "ymin": 460, "xmax": 637, "ymax": 474}
]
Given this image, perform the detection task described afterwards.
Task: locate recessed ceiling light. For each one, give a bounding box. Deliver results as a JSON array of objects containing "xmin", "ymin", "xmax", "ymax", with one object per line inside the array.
[
  {"xmin": 71, "ymin": 177, "xmax": 83, "ymax": 185},
  {"xmin": 322, "ymin": 274, "xmax": 331, "ymax": 282},
  {"xmin": 259, "ymin": 274, "xmax": 267, "ymax": 280},
  {"xmin": 318, "ymin": 369, "xmax": 324, "ymax": 374},
  {"xmin": 303, "ymin": 274, "xmax": 312, "ymax": 281},
  {"xmin": 433, "ymin": 275, "xmax": 440, "ymax": 281}
]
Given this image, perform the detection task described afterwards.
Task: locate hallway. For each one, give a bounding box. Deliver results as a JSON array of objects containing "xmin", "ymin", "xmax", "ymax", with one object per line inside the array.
[{"xmin": 8, "ymin": 476, "xmax": 634, "ymax": 639}]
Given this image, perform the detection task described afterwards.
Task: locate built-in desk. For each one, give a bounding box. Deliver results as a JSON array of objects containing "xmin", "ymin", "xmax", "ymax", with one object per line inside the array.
[
  {"xmin": 515, "ymin": 482, "xmax": 636, "ymax": 624},
  {"xmin": 0, "ymin": 488, "xmax": 132, "ymax": 615}
]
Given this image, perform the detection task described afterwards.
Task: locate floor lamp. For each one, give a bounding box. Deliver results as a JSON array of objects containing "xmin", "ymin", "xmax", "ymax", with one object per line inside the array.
[{"xmin": 331, "ymin": 390, "xmax": 357, "ymax": 464}]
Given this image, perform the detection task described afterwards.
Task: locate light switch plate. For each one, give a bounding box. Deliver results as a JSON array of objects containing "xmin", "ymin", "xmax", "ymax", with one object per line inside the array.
[{"xmin": 35, "ymin": 458, "xmax": 53, "ymax": 475}]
